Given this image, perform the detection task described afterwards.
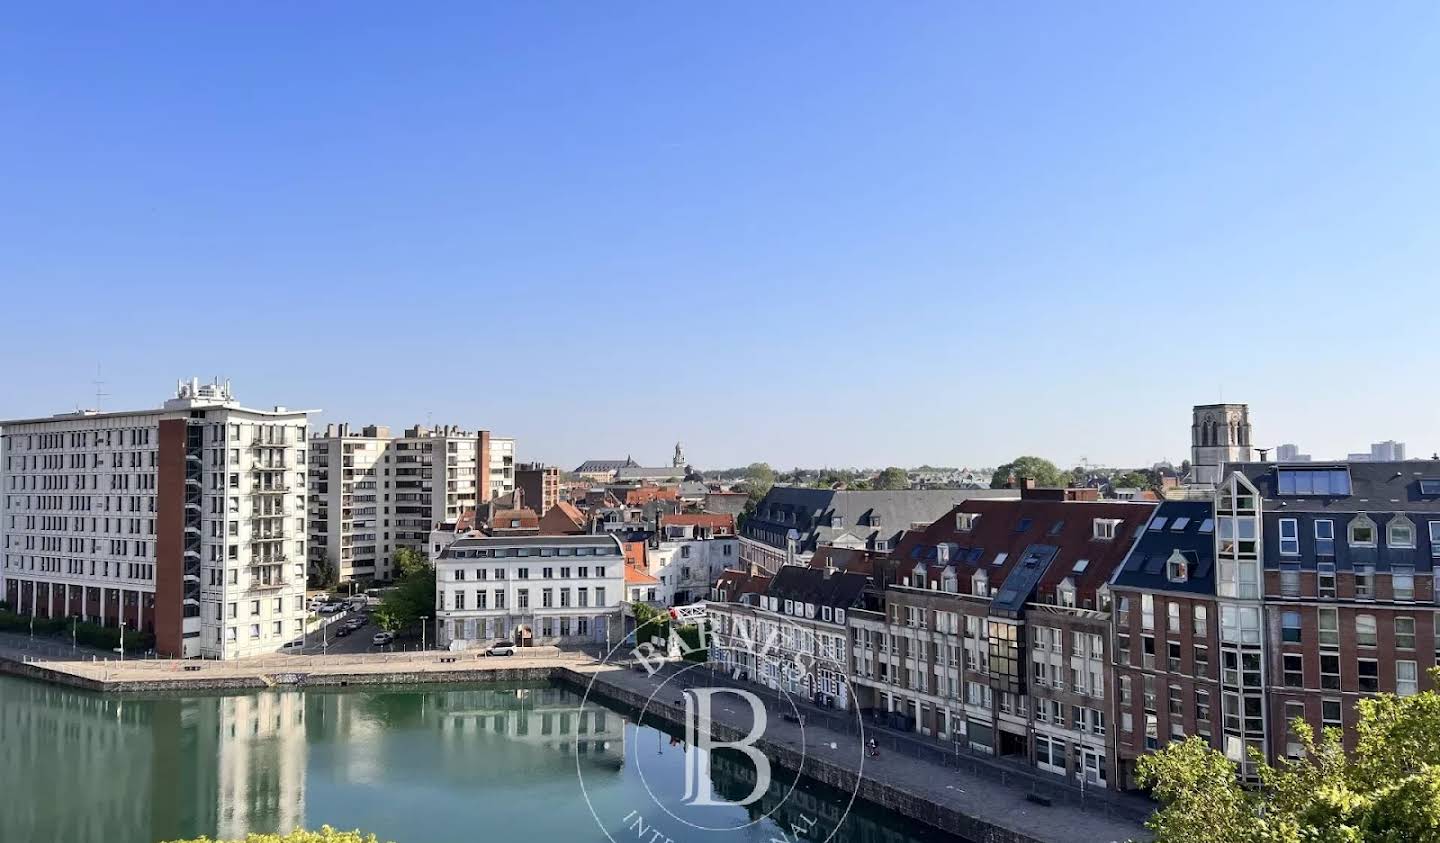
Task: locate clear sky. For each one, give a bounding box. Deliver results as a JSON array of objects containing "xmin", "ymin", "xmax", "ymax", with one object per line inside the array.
[{"xmin": 3, "ymin": 3, "xmax": 1438, "ymax": 471}]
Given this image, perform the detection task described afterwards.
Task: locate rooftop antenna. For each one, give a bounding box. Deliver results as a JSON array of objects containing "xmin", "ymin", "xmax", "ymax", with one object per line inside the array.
[{"xmin": 91, "ymin": 364, "xmax": 109, "ymax": 411}]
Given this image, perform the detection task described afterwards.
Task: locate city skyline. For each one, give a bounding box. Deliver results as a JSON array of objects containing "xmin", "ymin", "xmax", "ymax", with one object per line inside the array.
[{"xmin": 5, "ymin": 3, "xmax": 1439, "ymax": 469}]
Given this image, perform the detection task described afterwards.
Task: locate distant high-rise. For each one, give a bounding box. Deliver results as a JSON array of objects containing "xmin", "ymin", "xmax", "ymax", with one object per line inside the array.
[
  {"xmin": 1191, "ymin": 404, "xmax": 1252, "ymax": 485},
  {"xmin": 1275, "ymin": 443, "xmax": 1311, "ymax": 462},
  {"xmin": 1371, "ymin": 440, "xmax": 1406, "ymax": 461}
]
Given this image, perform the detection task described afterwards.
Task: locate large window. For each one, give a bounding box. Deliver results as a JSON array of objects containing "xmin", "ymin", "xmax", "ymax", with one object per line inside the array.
[
  {"xmin": 1277, "ymin": 469, "xmax": 1351, "ymax": 496},
  {"xmin": 1396, "ymin": 617, "xmax": 1416, "ymax": 650},
  {"xmin": 1318, "ymin": 607, "xmax": 1339, "ymax": 647},
  {"xmin": 1355, "ymin": 614, "xmax": 1377, "ymax": 647},
  {"xmin": 1281, "ymin": 611, "xmax": 1302, "ymax": 643},
  {"xmin": 1397, "ymin": 661, "xmax": 1418, "ymax": 697},
  {"xmin": 1279, "ymin": 518, "xmax": 1299, "ymax": 555},
  {"xmin": 1394, "ymin": 567, "xmax": 1415, "ymax": 602},
  {"xmin": 1315, "ymin": 520, "xmax": 1336, "ymax": 557}
]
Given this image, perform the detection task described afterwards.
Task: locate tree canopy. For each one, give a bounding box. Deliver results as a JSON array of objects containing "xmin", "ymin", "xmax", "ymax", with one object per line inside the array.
[
  {"xmin": 989, "ymin": 456, "xmax": 1065, "ymax": 489},
  {"xmin": 742, "ymin": 462, "xmax": 775, "ymax": 502},
  {"xmin": 1112, "ymin": 470, "xmax": 1151, "ymax": 490},
  {"xmin": 375, "ymin": 548, "xmax": 435, "ymax": 634},
  {"xmin": 871, "ymin": 467, "xmax": 910, "ymax": 490},
  {"xmin": 1139, "ymin": 672, "xmax": 1440, "ymax": 842}
]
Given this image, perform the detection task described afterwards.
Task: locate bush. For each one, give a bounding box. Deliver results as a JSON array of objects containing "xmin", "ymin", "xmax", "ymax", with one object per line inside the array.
[
  {"xmin": 0, "ymin": 610, "xmax": 152, "ymax": 652},
  {"xmin": 163, "ymin": 826, "xmax": 389, "ymax": 843}
]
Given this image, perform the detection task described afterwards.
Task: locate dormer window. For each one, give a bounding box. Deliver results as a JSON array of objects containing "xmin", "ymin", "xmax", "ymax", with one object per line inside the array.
[
  {"xmin": 910, "ymin": 562, "xmax": 928, "ymax": 588},
  {"xmin": 941, "ymin": 567, "xmax": 959, "ymax": 593},
  {"xmin": 1058, "ymin": 578, "xmax": 1077, "ymax": 608},
  {"xmin": 956, "ymin": 512, "xmax": 978, "ymax": 531},
  {"xmin": 972, "ymin": 569, "xmax": 989, "ymax": 598},
  {"xmin": 869, "ymin": 513, "xmax": 882, "ymax": 528},
  {"xmin": 830, "ymin": 513, "xmax": 842, "ymax": 528},
  {"xmin": 1166, "ymin": 550, "xmax": 1189, "ymax": 584},
  {"xmin": 1389, "ymin": 516, "xmax": 1416, "ymax": 549},
  {"xmin": 1093, "ymin": 519, "xmax": 1121, "ymax": 540},
  {"xmin": 1349, "ymin": 514, "xmax": 1377, "ymax": 547}
]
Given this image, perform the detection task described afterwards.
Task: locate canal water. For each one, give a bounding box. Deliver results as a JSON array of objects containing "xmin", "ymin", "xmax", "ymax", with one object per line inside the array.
[{"xmin": 0, "ymin": 675, "xmax": 961, "ymax": 843}]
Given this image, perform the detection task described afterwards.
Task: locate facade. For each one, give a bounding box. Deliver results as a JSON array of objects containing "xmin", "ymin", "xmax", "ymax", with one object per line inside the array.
[
  {"xmin": 515, "ymin": 462, "xmax": 560, "ymax": 515},
  {"xmin": 645, "ymin": 513, "xmax": 739, "ymax": 606},
  {"xmin": 1, "ymin": 379, "xmax": 310, "ymax": 658},
  {"xmin": 308, "ymin": 424, "xmax": 491, "ymax": 583},
  {"xmin": 1190, "ymin": 403, "xmax": 1253, "ymax": 486},
  {"xmin": 848, "ymin": 497, "xmax": 1154, "ymax": 788},
  {"xmin": 707, "ymin": 565, "xmax": 867, "ymax": 710},
  {"xmin": 435, "ymin": 533, "xmax": 624, "ymax": 649},
  {"xmin": 574, "ymin": 458, "xmax": 639, "ymax": 483},
  {"xmin": 740, "ymin": 487, "xmax": 1019, "ymax": 573},
  {"xmin": 488, "ymin": 436, "xmax": 517, "ymax": 500},
  {"xmin": 1109, "ymin": 499, "xmax": 1219, "ymax": 789},
  {"xmin": 1275, "ymin": 444, "xmax": 1311, "ymax": 463}
]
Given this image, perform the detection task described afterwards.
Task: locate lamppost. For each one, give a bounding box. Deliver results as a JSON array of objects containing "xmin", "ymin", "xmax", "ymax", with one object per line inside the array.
[
  {"xmin": 119, "ymin": 620, "xmax": 126, "ymax": 662},
  {"xmin": 420, "ymin": 615, "xmax": 429, "ymax": 651},
  {"xmin": 72, "ymin": 617, "xmax": 77, "ymax": 654}
]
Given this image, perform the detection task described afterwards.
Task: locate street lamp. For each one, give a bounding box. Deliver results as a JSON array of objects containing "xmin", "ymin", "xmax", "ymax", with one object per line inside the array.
[
  {"xmin": 420, "ymin": 615, "xmax": 429, "ymax": 651},
  {"xmin": 119, "ymin": 620, "xmax": 126, "ymax": 662}
]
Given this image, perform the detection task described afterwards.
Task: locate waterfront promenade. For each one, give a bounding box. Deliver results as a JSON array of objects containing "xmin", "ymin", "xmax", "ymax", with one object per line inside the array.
[{"xmin": 0, "ymin": 634, "xmax": 1148, "ymax": 843}]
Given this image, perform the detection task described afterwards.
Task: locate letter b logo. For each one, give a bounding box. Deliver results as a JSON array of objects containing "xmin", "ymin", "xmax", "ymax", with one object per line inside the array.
[{"xmin": 681, "ymin": 688, "xmax": 771, "ymax": 807}]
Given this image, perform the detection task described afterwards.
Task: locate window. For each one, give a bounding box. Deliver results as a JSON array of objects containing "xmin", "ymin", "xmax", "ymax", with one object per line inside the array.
[
  {"xmin": 1349, "ymin": 516, "xmax": 1376, "ymax": 547},
  {"xmin": 1282, "ymin": 611, "xmax": 1302, "ymax": 643},
  {"xmin": 1193, "ymin": 605, "xmax": 1207, "ymax": 637},
  {"xmin": 1389, "ymin": 518, "xmax": 1416, "ymax": 549},
  {"xmin": 1355, "ymin": 566, "xmax": 1375, "ymax": 599},
  {"xmin": 1167, "ymin": 602, "xmax": 1180, "ymax": 633},
  {"xmin": 1141, "ymin": 594, "xmax": 1154, "ymax": 630},
  {"xmin": 1166, "ymin": 553, "xmax": 1188, "ymax": 584},
  {"xmin": 956, "ymin": 513, "xmax": 977, "ymax": 531},
  {"xmin": 1314, "ymin": 519, "xmax": 1335, "ymax": 556},
  {"xmin": 1284, "ymin": 701, "xmax": 1306, "ymax": 760},
  {"xmin": 1280, "ymin": 566, "xmax": 1300, "ymax": 598},
  {"xmin": 1195, "ymin": 690, "xmax": 1211, "ymax": 735},
  {"xmin": 1279, "ymin": 518, "xmax": 1299, "ymax": 555},
  {"xmin": 1093, "ymin": 519, "xmax": 1120, "ymax": 540},
  {"xmin": 1431, "ymin": 522, "xmax": 1440, "ymax": 557},
  {"xmin": 1194, "ymin": 644, "xmax": 1209, "ymax": 677},
  {"xmin": 1283, "ymin": 653, "xmax": 1303, "ymax": 687},
  {"xmin": 1320, "ymin": 653, "xmax": 1340, "ymax": 690},
  {"xmin": 1394, "ymin": 567, "xmax": 1415, "ymax": 602},
  {"xmin": 1321, "ymin": 699, "xmax": 1343, "ymax": 731},
  {"xmin": 1358, "ymin": 659, "xmax": 1379, "ymax": 693},
  {"xmin": 1396, "ymin": 617, "xmax": 1416, "ymax": 650},
  {"xmin": 1355, "ymin": 614, "xmax": 1377, "ymax": 647},
  {"xmin": 1317, "ymin": 562, "xmax": 1336, "ymax": 599},
  {"xmin": 1318, "ymin": 608, "xmax": 1339, "ymax": 647},
  {"xmin": 1397, "ymin": 661, "xmax": 1418, "ymax": 697}
]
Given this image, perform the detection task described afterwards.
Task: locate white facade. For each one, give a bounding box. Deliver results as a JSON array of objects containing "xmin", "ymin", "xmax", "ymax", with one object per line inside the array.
[
  {"xmin": 1, "ymin": 379, "xmax": 311, "ymax": 659},
  {"xmin": 707, "ymin": 597, "xmax": 852, "ymax": 709},
  {"xmin": 435, "ymin": 534, "xmax": 624, "ymax": 649},
  {"xmin": 489, "ymin": 436, "xmax": 516, "ymax": 500},
  {"xmin": 309, "ymin": 424, "xmax": 490, "ymax": 582},
  {"xmin": 646, "ymin": 527, "xmax": 739, "ymax": 606}
]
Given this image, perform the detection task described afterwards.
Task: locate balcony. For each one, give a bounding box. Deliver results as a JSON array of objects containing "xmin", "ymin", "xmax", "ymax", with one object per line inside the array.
[{"xmin": 251, "ymin": 439, "xmax": 288, "ymax": 449}]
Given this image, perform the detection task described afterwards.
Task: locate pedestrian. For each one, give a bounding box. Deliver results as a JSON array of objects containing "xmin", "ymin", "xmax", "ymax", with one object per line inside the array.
[{"xmin": 866, "ymin": 737, "xmax": 879, "ymax": 758}]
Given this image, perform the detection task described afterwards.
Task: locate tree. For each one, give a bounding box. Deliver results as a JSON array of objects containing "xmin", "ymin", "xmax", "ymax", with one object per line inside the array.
[
  {"xmin": 391, "ymin": 547, "xmax": 430, "ymax": 580},
  {"xmin": 375, "ymin": 548, "xmax": 436, "ymax": 633},
  {"xmin": 308, "ymin": 556, "xmax": 338, "ymax": 590},
  {"xmin": 1112, "ymin": 471, "xmax": 1150, "ymax": 490},
  {"xmin": 871, "ymin": 467, "xmax": 910, "ymax": 490},
  {"xmin": 1138, "ymin": 670, "xmax": 1440, "ymax": 842},
  {"xmin": 989, "ymin": 456, "xmax": 1065, "ymax": 489},
  {"xmin": 164, "ymin": 827, "xmax": 388, "ymax": 843},
  {"xmin": 742, "ymin": 462, "xmax": 775, "ymax": 503}
]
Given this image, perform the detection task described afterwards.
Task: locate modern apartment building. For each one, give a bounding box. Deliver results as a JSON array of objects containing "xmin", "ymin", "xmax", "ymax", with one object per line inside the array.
[
  {"xmin": 1, "ymin": 379, "xmax": 310, "ymax": 658},
  {"xmin": 434, "ymin": 533, "xmax": 624, "ymax": 649},
  {"xmin": 515, "ymin": 462, "xmax": 559, "ymax": 515},
  {"xmin": 489, "ymin": 436, "xmax": 517, "ymax": 500},
  {"xmin": 308, "ymin": 423, "xmax": 496, "ymax": 582},
  {"xmin": 847, "ymin": 497, "xmax": 1153, "ymax": 789},
  {"xmin": 1109, "ymin": 499, "xmax": 1220, "ymax": 789}
]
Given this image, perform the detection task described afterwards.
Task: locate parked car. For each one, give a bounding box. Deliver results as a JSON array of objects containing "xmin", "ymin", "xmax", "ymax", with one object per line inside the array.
[
  {"xmin": 318, "ymin": 603, "xmax": 343, "ymax": 615},
  {"xmin": 281, "ymin": 639, "xmax": 305, "ymax": 652},
  {"xmin": 345, "ymin": 616, "xmax": 367, "ymax": 629},
  {"xmin": 485, "ymin": 640, "xmax": 517, "ymax": 657},
  {"xmin": 334, "ymin": 625, "xmax": 352, "ymax": 638},
  {"xmin": 372, "ymin": 631, "xmax": 395, "ymax": 646}
]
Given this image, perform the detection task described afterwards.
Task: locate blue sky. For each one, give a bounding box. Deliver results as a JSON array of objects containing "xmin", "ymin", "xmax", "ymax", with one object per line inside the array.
[{"xmin": 3, "ymin": 3, "xmax": 1438, "ymax": 470}]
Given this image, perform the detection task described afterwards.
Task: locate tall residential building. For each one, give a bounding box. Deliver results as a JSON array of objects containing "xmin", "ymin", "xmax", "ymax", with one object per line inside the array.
[
  {"xmin": 1370, "ymin": 440, "xmax": 1407, "ymax": 461},
  {"xmin": 308, "ymin": 423, "xmax": 495, "ymax": 583},
  {"xmin": 1, "ymin": 379, "xmax": 311, "ymax": 658},
  {"xmin": 1190, "ymin": 403, "xmax": 1252, "ymax": 486},
  {"xmin": 489, "ymin": 436, "xmax": 517, "ymax": 500},
  {"xmin": 515, "ymin": 462, "xmax": 560, "ymax": 515}
]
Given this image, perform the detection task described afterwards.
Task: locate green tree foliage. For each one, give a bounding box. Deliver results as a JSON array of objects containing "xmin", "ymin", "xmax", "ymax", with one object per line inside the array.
[
  {"xmin": 0, "ymin": 610, "xmax": 151, "ymax": 652},
  {"xmin": 1112, "ymin": 470, "xmax": 1151, "ymax": 490},
  {"xmin": 308, "ymin": 556, "xmax": 338, "ymax": 590},
  {"xmin": 742, "ymin": 462, "xmax": 775, "ymax": 502},
  {"xmin": 870, "ymin": 467, "xmax": 910, "ymax": 490},
  {"xmin": 164, "ymin": 826, "xmax": 388, "ymax": 843},
  {"xmin": 375, "ymin": 549, "xmax": 436, "ymax": 633},
  {"xmin": 1138, "ymin": 672, "xmax": 1440, "ymax": 842},
  {"xmin": 989, "ymin": 456, "xmax": 1065, "ymax": 489}
]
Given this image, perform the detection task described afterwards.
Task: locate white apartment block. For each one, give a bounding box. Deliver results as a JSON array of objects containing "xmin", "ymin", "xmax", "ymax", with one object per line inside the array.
[
  {"xmin": 308, "ymin": 424, "xmax": 503, "ymax": 582},
  {"xmin": 645, "ymin": 516, "xmax": 739, "ymax": 606},
  {"xmin": 435, "ymin": 534, "xmax": 624, "ymax": 649},
  {"xmin": 489, "ymin": 435, "xmax": 516, "ymax": 500},
  {"xmin": 1, "ymin": 379, "xmax": 310, "ymax": 659}
]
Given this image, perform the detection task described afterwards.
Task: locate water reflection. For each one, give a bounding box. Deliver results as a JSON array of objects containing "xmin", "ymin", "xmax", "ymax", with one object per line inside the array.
[{"xmin": 0, "ymin": 677, "xmax": 956, "ymax": 843}]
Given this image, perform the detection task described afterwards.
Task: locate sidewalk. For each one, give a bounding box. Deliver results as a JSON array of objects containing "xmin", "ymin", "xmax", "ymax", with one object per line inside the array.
[{"xmin": 571, "ymin": 661, "xmax": 1150, "ymax": 843}]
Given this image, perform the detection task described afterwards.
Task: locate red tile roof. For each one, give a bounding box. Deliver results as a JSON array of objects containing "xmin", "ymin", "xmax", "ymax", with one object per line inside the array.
[
  {"xmin": 661, "ymin": 513, "xmax": 735, "ymax": 534},
  {"xmin": 537, "ymin": 501, "xmax": 587, "ymax": 535},
  {"xmin": 625, "ymin": 564, "xmax": 660, "ymax": 585},
  {"xmin": 487, "ymin": 508, "xmax": 540, "ymax": 531},
  {"xmin": 626, "ymin": 485, "xmax": 680, "ymax": 505},
  {"xmin": 892, "ymin": 498, "xmax": 1155, "ymax": 607}
]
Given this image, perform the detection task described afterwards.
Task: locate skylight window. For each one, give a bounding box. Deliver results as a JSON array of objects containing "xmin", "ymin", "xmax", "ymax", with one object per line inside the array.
[
  {"xmin": 1015, "ymin": 518, "xmax": 1033, "ymax": 533},
  {"xmin": 1072, "ymin": 559, "xmax": 1089, "ymax": 573},
  {"xmin": 1149, "ymin": 517, "xmax": 1168, "ymax": 531},
  {"xmin": 1420, "ymin": 479, "xmax": 1440, "ymax": 497},
  {"xmin": 1198, "ymin": 518, "xmax": 1215, "ymax": 533},
  {"xmin": 1277, "ymin": 469, "xmax": 1351, "ymax": 496},
  {"xmin": 992, "ymin": 552, "xmax": 1008, "ymax": 567},
  {"xmin": 967, "ymin": 547, "xmax": 984, "ymax": 563},
  {"xmin": 1170, "ymin": 517, "xmax": 1190, "ymax": 531}
]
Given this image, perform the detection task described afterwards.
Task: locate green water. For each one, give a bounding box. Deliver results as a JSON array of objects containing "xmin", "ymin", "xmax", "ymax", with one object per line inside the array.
[{"xmin": 0, "ymin": 675, "xmax": 960, "ymax": 843}]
